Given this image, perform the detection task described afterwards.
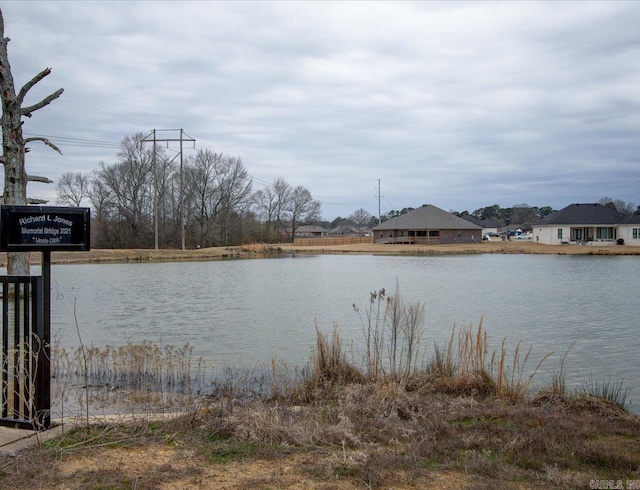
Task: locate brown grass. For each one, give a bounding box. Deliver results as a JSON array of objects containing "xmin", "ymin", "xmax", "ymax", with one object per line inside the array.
[
  {"xmin": 1, "ymin": 240, "xmax": 638, "ymax": 267},
  {"xmin": 2, "ymin": 380, "xmax": 638, "ymax": 489}
]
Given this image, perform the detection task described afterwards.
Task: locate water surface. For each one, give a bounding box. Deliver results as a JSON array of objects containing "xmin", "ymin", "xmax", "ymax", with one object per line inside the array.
[{"xmin": 42, "ymin": 254, "xmax": 639, "ymax": 409}]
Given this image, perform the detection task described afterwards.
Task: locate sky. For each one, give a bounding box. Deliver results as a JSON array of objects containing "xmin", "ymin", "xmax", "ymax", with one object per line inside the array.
[{"xmin": 1, "ymin": 1, "xmax": 639, "ymax": 221}]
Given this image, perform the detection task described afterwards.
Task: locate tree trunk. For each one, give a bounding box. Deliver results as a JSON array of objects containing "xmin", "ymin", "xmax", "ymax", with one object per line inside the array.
[
  {"xmin": 0, "ymin": 8, "xmax": 63, "ymax": 274},
  {"xmin": 1, "ymin": 12, "xmax": 28, "ymax": 274}
]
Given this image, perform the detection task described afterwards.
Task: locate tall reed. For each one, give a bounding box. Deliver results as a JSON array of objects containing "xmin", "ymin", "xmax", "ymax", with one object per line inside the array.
[
  {"xmin": 428, "ymin": 320, "xmax": 552, "ymax": 401},
  {"xmin": 353, "ymin": 286, "xmax": 426, "ymax": 382},
  {"xmin": 308, "ymin": 323, "xmax": 363, "ymax": 389}
]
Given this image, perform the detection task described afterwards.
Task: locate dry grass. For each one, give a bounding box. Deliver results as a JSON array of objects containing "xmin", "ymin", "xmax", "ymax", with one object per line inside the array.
[
  {"xmin": 240, "ymin": 242, "xmax": 279, "ymax": 254},
  {"xmin": 1, "ymin": 380, "xmax": 638, "ymax": 489},
  {"xmin": 2, "ymin": 240, "xmax": 638, "ymax": 268},
  {"xmin": 426, "ymin": 321, "xmax": 553, "ymax": 402}
]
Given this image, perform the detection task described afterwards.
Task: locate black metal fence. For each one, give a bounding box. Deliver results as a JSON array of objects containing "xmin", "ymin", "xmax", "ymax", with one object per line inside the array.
[{"xmin": 0, "ymin": 276, "xmax": 49, "ymax": 429}]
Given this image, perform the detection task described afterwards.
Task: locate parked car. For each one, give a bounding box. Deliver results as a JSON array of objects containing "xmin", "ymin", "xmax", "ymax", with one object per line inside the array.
[{"xmin": 515, "ymin": 233, "xmax": 533, "ymax": 240}]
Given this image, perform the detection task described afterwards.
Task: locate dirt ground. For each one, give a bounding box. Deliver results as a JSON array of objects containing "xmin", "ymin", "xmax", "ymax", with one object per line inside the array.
[
  {"xmin": 41, "ymin": 445, "xmax": 476, "ymax": 489},
  {"xmin": 277, "ymin": 240, "xmax": 639, "ymax": 257}
]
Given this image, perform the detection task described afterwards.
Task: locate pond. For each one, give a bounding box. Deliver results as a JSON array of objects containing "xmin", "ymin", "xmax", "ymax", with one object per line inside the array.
[{"xmin": 38, "ymin": 253, "xmax": 640, "ymax": 410}]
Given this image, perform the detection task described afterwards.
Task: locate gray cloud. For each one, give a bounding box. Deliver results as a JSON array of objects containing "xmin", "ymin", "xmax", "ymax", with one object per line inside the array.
[{"xmin": 2, "ymin": 1, "xmax": 639, "ymax": 219}]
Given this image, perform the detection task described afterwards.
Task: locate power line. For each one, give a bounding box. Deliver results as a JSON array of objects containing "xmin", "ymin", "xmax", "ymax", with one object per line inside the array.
[{"xmin": 23, "ymin": 133, "xmax": 120, "ymax": 149}]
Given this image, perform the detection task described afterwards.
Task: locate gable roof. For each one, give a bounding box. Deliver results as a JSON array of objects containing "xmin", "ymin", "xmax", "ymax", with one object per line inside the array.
[
  {"xmin": 536, "ymin": 203, "xmax": 624, "ymax": 225},
  {"xmin": 329, "ymin": 224, "xmax": 362, "ymax": 235},
  {"xmin": 373, "ymin": 204, "xmax": 482, "ymax": 231},
  {"xmin": 460, "ymin": 215, "xmax": 498, "ymax": 228},
  {"xmin": 296, "ymin": 225, "xmax": 326, "ymax": 233}
]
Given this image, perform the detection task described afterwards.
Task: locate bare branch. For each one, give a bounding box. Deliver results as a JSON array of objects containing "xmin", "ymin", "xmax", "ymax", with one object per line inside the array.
[
  {"xmin": 24, "ymin": 136, "xmax": 63, "ymax": 154},
  {"xmin": 21, "ymin": 87, "xmax": 64, "ymax": 117},
  {"xmin": 27, "ymin": 174, "xmax": 53, "ymax": 184},
  {"xmin": 17, "ymin": 66, "xmax": 52, "ymax": 105}
]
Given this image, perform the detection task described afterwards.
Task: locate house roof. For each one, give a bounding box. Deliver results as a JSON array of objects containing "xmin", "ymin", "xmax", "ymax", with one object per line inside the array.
[
  {"xmin": 619, "ymin": 213, "xmax": 640, "ymax": 225},
  {"xmin": 373, "ymin": 204, "xmax": 482, "ymax": 231},
  {"xmin": 329, "ymin": 224, "xmax": 362, "ymax": 235},
  {"xmin": 296, "ymin": 225, "xmax": 326, "ymax": 233},
  {"xmin": 536, "ymin": 203, "xmax": 624, "ymax": 225},
  {"xmin": 460, "ymin": 215, "xmax": 498, "ymax": 228}
]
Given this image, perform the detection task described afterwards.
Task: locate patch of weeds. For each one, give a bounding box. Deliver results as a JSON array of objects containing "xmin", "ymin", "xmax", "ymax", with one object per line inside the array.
[
  {"xmin": 201, "ymin": 440, "xmax": 263, "ymax": 464},
  {"xmin": 576, "ymin": 442, "xmax": 640, "ymax": 473},
  {"xmin": 515, "ymin": 456, "xmax": 545, "ymax": 471},
  {"xmin": 448, "ymin": 415, "xmax": 515, "ymax": 429},
  {"xmin": 417, "ymin": 457, "xmax": 440, "ymax": 469},
  {"xmin": 460, "ymin": 448, "xmax": 504, "ymax": 478},
  {"xmin": 80, "ymin": 472, "xmax": 133, "ymax": 489},
  {"xmin": 578, "ymin": 377, "xmax": 633, "ymax": 412},
  {"xmin": 43, "ymin": 426, "xmax": 118, "ymax": 451}
]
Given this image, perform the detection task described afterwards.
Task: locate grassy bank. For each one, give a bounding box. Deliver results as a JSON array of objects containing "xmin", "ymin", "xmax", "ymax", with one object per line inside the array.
[
  {"xmin": 1, "ymin": 240, "xmax": 639, "ymax": 267},
  {"xmin": 1, "ymin": 289, "xmax": 638, "ymax": 489}
]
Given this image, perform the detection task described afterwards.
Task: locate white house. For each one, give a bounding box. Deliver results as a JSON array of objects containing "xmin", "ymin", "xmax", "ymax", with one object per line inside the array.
[
  {"xmin": 534, "ymin": 203, "xmax": 640, "ymax": 246},
  {"xmin": 617, "ymin": 213, "xmax": 640, "ymax": 246}
]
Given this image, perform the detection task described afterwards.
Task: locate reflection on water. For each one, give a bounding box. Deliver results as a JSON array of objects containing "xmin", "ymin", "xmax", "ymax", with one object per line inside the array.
[{"xmin": 38, "ymin": 254, "xmax": 640, "ymax": 411}]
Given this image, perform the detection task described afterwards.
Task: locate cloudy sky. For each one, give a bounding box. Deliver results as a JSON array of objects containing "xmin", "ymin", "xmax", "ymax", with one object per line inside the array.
[{"xmin": 2, "ymin": 1, "xmax": 639, "ymax": 220}]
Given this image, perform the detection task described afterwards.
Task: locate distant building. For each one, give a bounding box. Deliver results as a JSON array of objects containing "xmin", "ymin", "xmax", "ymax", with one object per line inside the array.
[
  {"xmin": 533, "ymin": 203, "xmax": 640, "ymax": 245},
  {"xmin": 460, "ymin": 215, "xmax": 499, "ymax": 236},
  {"xmin": 328, "ymin": 224, "xmax": 363, "ymax": 237},
  {"xmin": 373, "ymin": 204, "xmax": 482, "ymax": 244},
  {"xmin": 295, "ymin": 225, "xmax": 327, "ymax": 238}
]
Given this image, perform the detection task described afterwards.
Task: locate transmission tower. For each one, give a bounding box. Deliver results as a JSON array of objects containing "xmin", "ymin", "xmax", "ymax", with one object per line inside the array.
[{"xmin": 142, "ymin": 129, "xmax": 196, "ymax": 250}]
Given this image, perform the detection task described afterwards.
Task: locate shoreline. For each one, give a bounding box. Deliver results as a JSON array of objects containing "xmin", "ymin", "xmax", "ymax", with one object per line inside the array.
[{"xmin": 2, "ymin": 240, "xmax": 639, "ymax": 266}]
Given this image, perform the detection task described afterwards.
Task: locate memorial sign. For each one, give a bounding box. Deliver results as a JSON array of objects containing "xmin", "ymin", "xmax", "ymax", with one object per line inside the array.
[{"xmin": 0, "ymin": 205, "xmax": 90, "ymax": 251}]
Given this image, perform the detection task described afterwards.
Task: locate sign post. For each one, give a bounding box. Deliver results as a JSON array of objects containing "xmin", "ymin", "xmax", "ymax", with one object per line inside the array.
[{"xmin": 1, "ymin": 205, "xmax": 90, "ymax": 428}]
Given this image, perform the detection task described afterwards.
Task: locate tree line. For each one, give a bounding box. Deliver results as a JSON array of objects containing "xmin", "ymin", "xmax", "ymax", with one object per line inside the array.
[
  {"xmin": 57, "ymin": 138, "xmax": 638, "ymax": 248},
  {"xmin": 328, "ymin": 197, "xmax": 638, "ymax": 231},
  {"xmin": 453, "ymin": 198, "xmax": 638, "ymax": 227},
  {"xmin": 56, "ymin": 133, "xmax": 321, "ymax": 248}
]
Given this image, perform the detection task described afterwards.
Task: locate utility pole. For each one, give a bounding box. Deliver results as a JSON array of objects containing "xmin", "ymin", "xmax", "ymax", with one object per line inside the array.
[
  {"xmin": 152, "ymin": 130, "xmax": 158, "ymax": 249},
  {"xmin": 378, "ymin": 179, "xmax": 381, "ymax": 225},
  {"xmin": 179, "ymin": 129, "xmax": 185, "ymax": 250},
  {"xmin": 142, "ymin": 129, "xmax": 196, "ymax": 250}
]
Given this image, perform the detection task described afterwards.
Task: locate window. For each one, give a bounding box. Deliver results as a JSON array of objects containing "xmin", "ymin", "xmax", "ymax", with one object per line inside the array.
[
  {"xmin": 557, "ymin": 229, "xmax": 563, "ymax": 239},
  {"xmin": 429, "ymin": 230, "xmax": 439, "ymax": 237},
  {"xmin": 634, "ymin": 228, "xmax": 639, "ymax": 240},
  {"xmin": 416, "ymin": 230, "xmax": 427, "ymax": 237},
  {"xmin": 457, "ymin": 230, "xmax": 462, "ymax": 238},
  {"xmin": 596, "ymin": 227, "xmax": 614, "ymax": 240}
]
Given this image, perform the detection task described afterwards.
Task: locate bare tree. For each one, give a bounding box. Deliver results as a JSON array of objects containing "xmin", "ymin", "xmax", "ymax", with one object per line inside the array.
[
  {"xmin": 0, "ymin": 8, "xmax": 64, "ymax": 273},
  {"xmin": 252, "ymin": 185, "xmax": 279, "ymax": 241},
  {"xmin": 184, "ymin": 149, "xmax": 221, "ymax": 246},
  {"xmin": 215, "ymin": 156, "xmax": 252, "ymax": 245},
  {"xmin": 287, "ymin": 185, "xmax": 321, "ymax": 242},
  {"xmin": 183, "ymin": 150, "xmax": 252, "ymax": 247},
  {"xmin": 599, "ymin": 196, "xmax": 636, "ymax": 214},
  {"xmin": 56, "ymin": 171, "xmax": 90, "ymax": 206},
  {"xmin": 92, "ymin": 134, "xmax": 154, "ymax": 248},
  {"xmin": 252, "ymin": 177, "xmax": 292, "ymax": 242},
  {"xmin": 510, "ymin": 204, "xmax": 538, "ymax": 225},
  {"xmin": 349, "ymin": 208, "xmax": 372, "ymax": 228}
]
